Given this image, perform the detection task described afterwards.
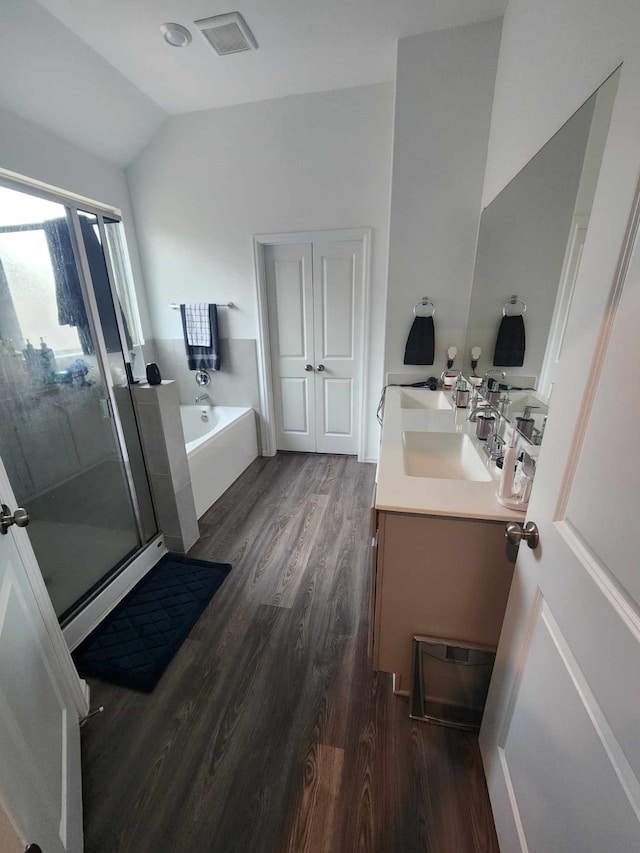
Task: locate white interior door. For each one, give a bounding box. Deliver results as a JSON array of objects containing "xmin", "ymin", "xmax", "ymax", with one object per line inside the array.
[
  {"xmin": 312, "ymin": 240, "xmax": 362, "ymax": 455},
  {"xmin": 0, "ymin": 457, "xmax": 86, "ymax": 853},
  {"xmin": 480, "ymin": 192, "xmax": 640, "ymax": 849},
  {"xmin": 265, "ymin": 242, "xmax": 316, "ymax": 452},
  {"xmin": 265, "ymin": 237, "xmax": 364, "ymax": 455}
]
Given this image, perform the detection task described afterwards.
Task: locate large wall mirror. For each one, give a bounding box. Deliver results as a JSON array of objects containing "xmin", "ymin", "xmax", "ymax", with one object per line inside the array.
[{"xmin": 464, "ymin": 67, "xmax": 620, "ymax": 442}]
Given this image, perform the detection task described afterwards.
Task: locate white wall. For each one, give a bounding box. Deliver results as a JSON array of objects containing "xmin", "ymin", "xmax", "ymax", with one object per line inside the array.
[
  {"xmin": 384, "ymin": 19, "xmax": 502, "ymax": 378},
  {"xmin": 0, "ymin": 106, "xmax": 153, "ymax": 338},
  {"xmin": 0, "ymin": 0, "xmax": 166, "ymax": 166},
  {"xmin": 484, "ymin": 0, "xmax": 637, "ymax": 205},
  {"xmin": 127, "ymin": 83, "xmax": 394, "ymax": 461}
]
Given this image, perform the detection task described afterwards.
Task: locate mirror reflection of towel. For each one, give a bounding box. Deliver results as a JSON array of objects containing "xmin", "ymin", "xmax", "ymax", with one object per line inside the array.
[
  {"xmin": 493, "ymin": 314, "xmax": 525, "ymax": 366},
  {"xmin": 403, "ymin": 316, "xmax": 435, "ymax": 365}
]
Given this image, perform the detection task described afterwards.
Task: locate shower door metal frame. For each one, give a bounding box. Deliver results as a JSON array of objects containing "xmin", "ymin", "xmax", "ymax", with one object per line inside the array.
[
  {"xmin": 0, "ymin": 173, "xmax": 159, "ymax": 621},
  {"xmin": 66, "ymin": 208, "xmax": 147, "ymax": 545}
]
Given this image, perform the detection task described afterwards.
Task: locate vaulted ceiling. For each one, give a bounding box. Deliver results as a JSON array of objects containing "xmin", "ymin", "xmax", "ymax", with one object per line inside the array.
[{"xmin": 0, "ymin": 0, "xmax": 506, "ymax": 165}]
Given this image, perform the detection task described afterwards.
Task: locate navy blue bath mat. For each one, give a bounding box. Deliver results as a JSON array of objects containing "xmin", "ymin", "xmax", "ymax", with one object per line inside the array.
[{"xmin": 73, "ymin": 553, "xmax": 231, "ymax": 692}]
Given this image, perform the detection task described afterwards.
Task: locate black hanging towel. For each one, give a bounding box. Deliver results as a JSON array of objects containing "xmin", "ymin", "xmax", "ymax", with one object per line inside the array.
[
  {"xmin": 404, "ymin": 315, "xmax": 435, "ymax": 365},
  {"xmin": 180, "ymin": 303, "xmax": 220, "ymax": 371},
  {"xmin": 493, "ymin": 314, "xmax": 526, "ymax": 367}
]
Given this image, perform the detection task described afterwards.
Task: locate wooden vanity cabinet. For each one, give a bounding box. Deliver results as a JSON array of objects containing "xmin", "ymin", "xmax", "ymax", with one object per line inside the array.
[{"xmin": 369, "ymin": 509, "xmax": 515, "ymax": 693}]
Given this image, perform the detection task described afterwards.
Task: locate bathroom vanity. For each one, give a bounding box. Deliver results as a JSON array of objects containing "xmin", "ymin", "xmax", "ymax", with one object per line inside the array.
[{"xmin": 371, "ymin": 386, "xmax": 525, "ymax": 693}]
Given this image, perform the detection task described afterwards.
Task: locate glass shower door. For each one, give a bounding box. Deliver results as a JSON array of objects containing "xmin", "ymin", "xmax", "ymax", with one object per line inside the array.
[
  {"xmin": 75, "ymin": 209, "xmax": 158, "ymax": 545},
  {"xmin": 0, "ymin": 185, "xmax": 146, "ymax": 619}
]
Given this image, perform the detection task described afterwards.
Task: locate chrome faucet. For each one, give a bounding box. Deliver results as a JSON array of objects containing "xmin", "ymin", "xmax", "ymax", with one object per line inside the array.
[
  {"xmin": 468, "ymin": 403, "xmax": 492, "ymax": 422},
  {"xmin": 498, "ymin": 394, "xmax": 512, "ymax": 416},
  {"xmin": 482, "ymin": 369, "xmax": 506, "ymax": 389},
  {"xmin": 484, "ymin": 416, "xmax": 505, "ymax": 460},
  {"xmin": 195, "ymin": 393, "xmax": 210, "ymax": 404},
  {"xmin": 481, "ymin": 369, "xmax": 506, "ymax": 405}
]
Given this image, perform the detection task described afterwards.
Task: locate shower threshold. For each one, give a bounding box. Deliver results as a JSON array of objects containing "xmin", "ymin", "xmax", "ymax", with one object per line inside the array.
[{"xmin": 62, "ymin": 533, "xmax": 167, "ymax": 652}]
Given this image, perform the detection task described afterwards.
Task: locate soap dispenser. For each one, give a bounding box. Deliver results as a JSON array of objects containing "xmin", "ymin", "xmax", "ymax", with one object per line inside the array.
[
  {"xmin": 454, "ymin": 375, "xmax": 470, "ymax": 409},
  {"xmin": 515, "ymin": 406, "xmax": 538, "ymax": 440},
  {"xmin": 496, "ymin": 425, "xmax": 521, "ymax": 509}
]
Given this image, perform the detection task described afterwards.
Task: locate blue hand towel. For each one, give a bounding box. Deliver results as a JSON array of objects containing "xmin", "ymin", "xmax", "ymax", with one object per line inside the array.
[{"xmin": 180, "ymin": 303, "xmax": 220, "ymax": 371}]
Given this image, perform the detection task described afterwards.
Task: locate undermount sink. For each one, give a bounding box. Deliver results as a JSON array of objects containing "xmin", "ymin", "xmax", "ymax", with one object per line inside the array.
[
  {"xmin": 402, "ymin": 431, "xmax": 492, "ymax": 481},
  {"xmin": 399, "ymin": 389, "xmax": 453, "ymax": 410}
]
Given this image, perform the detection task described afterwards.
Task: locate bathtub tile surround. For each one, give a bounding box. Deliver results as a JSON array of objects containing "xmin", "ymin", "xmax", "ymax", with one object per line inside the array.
[
  {"xmin": 169, "ymin": 483, "xmax": 200, "ymax": 553},
  {"xmin": 132, "ymin": 380, "xmax": 199, "ymax": 553},
  {"xmin": 140, "ymin": 340, "xmax": 158, "ymax": 378},
  {"xmin": 152, "ymin": 338, "xmax": 260, "ymax": 409}
]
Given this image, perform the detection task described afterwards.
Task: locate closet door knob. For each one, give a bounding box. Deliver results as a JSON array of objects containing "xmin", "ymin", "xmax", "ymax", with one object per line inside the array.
[
  {"xmin": 316, "ymin": 364, "xmax": 325, "ymax": 372},
  {"xmin": 304, "ymin": 364, "xmax": 313, "ymax": 372}
]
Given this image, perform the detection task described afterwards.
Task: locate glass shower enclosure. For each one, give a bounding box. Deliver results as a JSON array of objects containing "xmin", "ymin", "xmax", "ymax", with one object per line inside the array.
[{"xmin": 0, "ymin": 181, "xmax": 158, "ymax": 622}]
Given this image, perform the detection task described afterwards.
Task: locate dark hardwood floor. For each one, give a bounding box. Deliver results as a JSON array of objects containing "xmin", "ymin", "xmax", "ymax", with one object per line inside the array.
[{"xmin": 81, "ymin": 452, "xmax": 499, "ymax": 853}]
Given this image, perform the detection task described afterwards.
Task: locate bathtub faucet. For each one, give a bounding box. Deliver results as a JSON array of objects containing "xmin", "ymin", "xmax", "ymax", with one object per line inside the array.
[{"xmin": 195, "ymin": 393, "xmax": 210, "ymax": 404}]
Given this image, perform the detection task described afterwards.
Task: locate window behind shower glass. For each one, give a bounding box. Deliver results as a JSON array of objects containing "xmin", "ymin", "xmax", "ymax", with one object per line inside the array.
[{"xmin": 103, "ymin": 218, "xmax": 147, "ymax": 379}]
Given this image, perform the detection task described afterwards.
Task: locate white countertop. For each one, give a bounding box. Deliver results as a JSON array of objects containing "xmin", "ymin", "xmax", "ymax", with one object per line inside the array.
[{"xmin": 375, "ymin": 387, "xmax": 526, "ymax": 522}]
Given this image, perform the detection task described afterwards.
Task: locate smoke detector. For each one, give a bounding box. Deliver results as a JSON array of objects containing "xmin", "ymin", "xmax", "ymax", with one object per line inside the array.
[{"xmin": 194, "ymin": 12, "xmax": 258, "ymax": 55}]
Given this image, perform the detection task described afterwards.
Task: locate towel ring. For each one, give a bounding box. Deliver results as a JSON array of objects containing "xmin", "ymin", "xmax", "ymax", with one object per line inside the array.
[
  {"xmin": 502, "ymin": 295, "xmax": 527, "ymax": 316},
  {"xmin": 413, "ymin": 297, "xmax": 436, "ymax": 318}
]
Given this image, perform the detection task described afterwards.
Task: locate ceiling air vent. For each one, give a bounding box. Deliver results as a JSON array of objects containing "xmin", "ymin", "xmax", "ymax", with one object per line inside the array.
[{"xmin": 194, "ymin": 12, "xmax": 258, "ymax": 55}]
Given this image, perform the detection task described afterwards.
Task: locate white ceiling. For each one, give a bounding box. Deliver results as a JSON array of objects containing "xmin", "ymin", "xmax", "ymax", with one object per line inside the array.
[
  {"xmin": 36, "ymin": 0, "xmax": 507, "ymax": 115},
  {"xmin": 0, "ymin": 0, "xmax": 505, "ymax": 167}
]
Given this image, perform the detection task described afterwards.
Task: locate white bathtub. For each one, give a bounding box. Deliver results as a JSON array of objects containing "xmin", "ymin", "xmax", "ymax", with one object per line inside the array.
[{"xmin": 180, "ymin": 405, "xmax": 258, "ymax": 519}]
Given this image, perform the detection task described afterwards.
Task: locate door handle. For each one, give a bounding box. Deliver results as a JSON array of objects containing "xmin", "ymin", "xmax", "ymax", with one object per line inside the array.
[
  {"xmin": 505, "ymin": 521, "xmax": 539, "ymax": 549},
  {"xmin": 316, "ymin": 364, "xmax": 325, "ymax": 372},
  {"xmin": 0, "ymin": 503, "xmax": 30, "ymax": 535},
  {"xmin": 304, "ymin": 364, "xmax": 314, "ymax": 372}
]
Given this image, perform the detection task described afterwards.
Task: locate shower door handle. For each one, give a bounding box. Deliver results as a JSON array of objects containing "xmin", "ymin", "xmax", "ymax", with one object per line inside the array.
[{"xmin": 1, "ymin": 503, "xmax": 30, "ymax": 535}]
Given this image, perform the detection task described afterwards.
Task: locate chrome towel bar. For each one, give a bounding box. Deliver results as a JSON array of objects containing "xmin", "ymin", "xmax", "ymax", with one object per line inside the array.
[{"xmin": 170, "ymin": 302, "xmax": 235, "ymax": 309}]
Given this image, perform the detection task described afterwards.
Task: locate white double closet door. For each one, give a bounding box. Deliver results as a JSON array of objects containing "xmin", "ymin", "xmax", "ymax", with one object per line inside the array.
[{"xmin": 265, "ymin": 239, "xmax": 363, "ymax": 455}]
